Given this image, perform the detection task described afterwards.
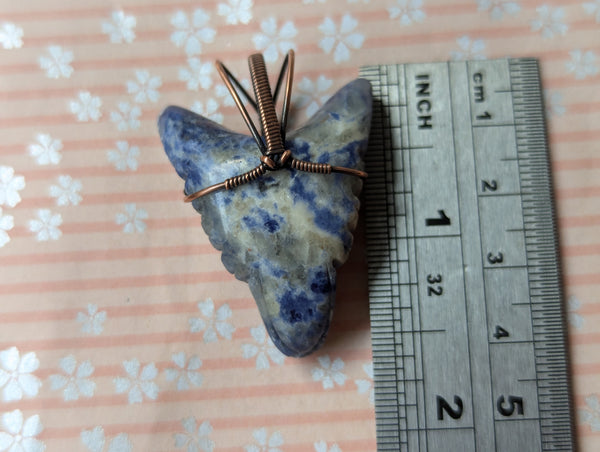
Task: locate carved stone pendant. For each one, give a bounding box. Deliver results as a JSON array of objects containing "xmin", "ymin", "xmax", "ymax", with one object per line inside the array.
[{"xmin": 158, "ymin": 51, "xmax": 372, "ymax": 357}]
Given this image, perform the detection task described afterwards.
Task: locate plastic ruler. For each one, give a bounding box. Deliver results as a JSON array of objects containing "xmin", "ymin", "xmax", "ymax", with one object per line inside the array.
[{"xmin": 360, "ymin": 59, "xmax": 575, "ymax": 451}]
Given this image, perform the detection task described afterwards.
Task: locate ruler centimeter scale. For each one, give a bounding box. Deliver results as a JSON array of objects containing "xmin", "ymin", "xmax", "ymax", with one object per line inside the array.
[{"xmin": 360, "ymin": 59, "xmax": 575, "ymax": 451}]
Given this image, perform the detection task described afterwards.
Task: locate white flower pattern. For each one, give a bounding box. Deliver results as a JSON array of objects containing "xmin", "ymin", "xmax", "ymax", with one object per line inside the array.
[
  {"xmin": 70, "ymin": 91, "xmax": 102, "ymax": 122},
  {"xmin": 0, "ymin": 166, "xmax": 25, "ymax": 208},
  {"xmin": 189, "ymin": 298, "xmax": 235, "ymax": 343},
  {"xmin": 110, "ymin": 102, "xmax": 141, "ymax": 131},
  {"xmin": 28, "ymin": 133, "xmax": 62, "ymax": 166},
  {"xmin": 28, "ymin": 209, "xmax": 62, "ymax": 241},
  {"xmin": 584, "ymin": 0, "xmax": 600, "ymax": 23},
  {"xmin": 580, "ymin": 394, "xmax": 600, "ymax": 431},
  {"xmin": 311, "ymin": 355, "xmax": 347, "ymax": 389},
  {"xmin": 318, "ymin": 14, "xmax": 364, "ymax": 64},
  {"xmin": 39, "ymin": 45, "xmax": 73, "ymax": 79},
  {"xmin": 102, "ymin": 11, "xmax": 137, "ymax": 44},
  {"xmin": 165, "ymin": 352, "xmax": 203, "ymax": 391},
  {"xmin": 0, "ymin": 23, "xmax": 23, "ymax": 49},
  {"xmin": 477, "ymin": 0, "xmax": 520, "ymax": 21},
  {"xmin": 252, "ymin": 17, "xmax": 297, "ymax": 62},
  {"xmin": 314, "ymin": 441, "xmax": 342, "ymax": 452},
  {"xmin": 115, "ymin": 203, "xmax": 148, "ymax": 233},
  {"xmin": 241, "ymin": 326, "xmax": 285, "ymax": 370},
  {"xmin": 49, "ymin": 175, "xmax": 82, "ymax": 206},
  {"xmin": 531, "ymin": 6, "xmax": 568, "ymax": 39},
  {"xmin": 179, "ymin": 58, "xmax": 214, "ymax": 91},
  {"xmin": 355, "ymin": 362, "xmax": 374, "ymax": 404},
  {"xmin": 567, "ymin": 295, "xmax": 584, "ymax": 330},
  {"xmin": 170, "ymin": 9, "xmax": 216, "ymax": 56},
  {"xmin": 388, "ymin": 0, "xmax": 426, "ymax": 25},
  {"xmin": 174, "ymin": 417, "xmax": 215, "ymax": 452},
  {"xmin": 113, "ymin": 359, "xmax": 159, "ymax": 404},
  {"xmin": 294, "ymin": 75, "xmax": 333, "ymax": 118},
  {"xmin": 127, "ymin": 70, "xmax": 162, "ymax": 103},
  {"xmin": 0, "ymin": 208, "xmax": 14, "ymax": 248},
  {"xmin": 217, "ymin": 0, "xmax": 253, "ymax": 25},
  {"xmin": 0, "ymin": 410, "xmax": 45, "ymax": 452},
  {"xmin": 450, "ymin": 35, "xmax": 486, "ymax": 60},
  {"xmin": 81, "ymin": 426, "xmax": 133, "ymax": 452},
  {"xmin": 566, "ymin": 49, "xmax": 598, "ymax": 80},
  {"xmin": 107, "ymin": 141, "xmax": 139, "ymax": 171},
  {"xmin": 191, "ymin": 99, "xmax": 223, "ymax": 124},
  {"xmin": 77, "ymin": 304, "xmax": 107, "ymax": 336},
  {"xmin": 0, "ymin": 347, "xmax": 42, "ymax": 402},
  {"xmin": 244, "ymin": 428, "xmax": 284, "ymax": 452},
  {"xmin": 49, "ymin": 355, "xmax": 96, "ymax": 401},
  {"xmin": 544, "ymin": 90, "xmax": 566, "ymax": 118}
]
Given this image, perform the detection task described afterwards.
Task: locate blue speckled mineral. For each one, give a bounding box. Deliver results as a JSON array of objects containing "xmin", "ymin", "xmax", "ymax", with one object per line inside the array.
[{"xmin": 158, "ymin": 78, "xmax": 372, "ymax": 357}]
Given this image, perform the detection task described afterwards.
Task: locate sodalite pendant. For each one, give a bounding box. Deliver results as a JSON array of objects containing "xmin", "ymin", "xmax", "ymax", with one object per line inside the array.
[{"xmin": 158, "ymin": 51, "xmax": 372, "ymax": 357}]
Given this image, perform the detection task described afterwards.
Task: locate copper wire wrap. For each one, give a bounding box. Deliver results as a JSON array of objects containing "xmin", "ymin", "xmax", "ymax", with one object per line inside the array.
[{"xmin": 183, "ymin": 51, "xmax": 367, "ymax": 203}]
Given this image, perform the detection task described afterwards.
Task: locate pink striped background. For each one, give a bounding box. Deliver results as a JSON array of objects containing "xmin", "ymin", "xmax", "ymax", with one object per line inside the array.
[{"xmin": 1, "ymin": 0, "xmax": 599, "ymax": 450}]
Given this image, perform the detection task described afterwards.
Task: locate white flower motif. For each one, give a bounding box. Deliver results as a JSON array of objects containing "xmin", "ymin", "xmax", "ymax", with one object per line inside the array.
[
  {"xmin": 49, "ymin": 175, "xmax": 82, "ymax": 206},
  {"xmin": 113, "ymin": 359, "xmax": 158, "ymax": 404},
  {"xmin": 77, "ymin": 304, "xmax": 107, "ymax": 336},
  {"xmin": 170, "ymin": 9, "xmax": 216, "ymax": 56},
  {"xmin": 28, "ymin": 209, "xmax": 62, "ymax": 241},
  {"xmin": 567, "ymin": 295, "xmax": 584, "ymax": 330},
  {"xmin": 107, "ymin": 141, "xmax": 139, "ymax": 172},
  {"xmin": 388, "ymin": 0, "xmax": 426, "ymax": 26},
  {"xmin": 217, "ymin": 0, "xmax": 253, "ymax": 25},
  {"xmin": 314, "ymin": 441, "xmax": 342, "ymax": 452},
  {"xmin": 191, "ymin": 99, "xmax": 223, "ymax": 124},
  {"xmin": 244, "ymin": 428, "xmax": 284, "ymax": 452},
  {"xmin": 165, "ymin": 352, "xmax": 203, "ymax": 391},
  {"xmin": 318, "ymin": 15, "xmax": 364, "ymax": 64},
  {"xmin": 216, "ymin": 78, "xmax": 251, "ymax": 107},
  {"xmin": 311, "ymin": 355, "xmax": 347, "ymax": 389},
  {"xmin": 39, "ymin": 45, "xmax": 73, "ymax": 79},
  {"xmin": 252, "ymin": 17, "xmax": 297, "ymax": 63},
  {"xmin": 0, "ymin": 23, "xmax": 24, "ymax": 49},
  {"xmin": 174, "ymin": 417, "xmax": 214, "ymax": 452},
  {"xmin": 303, "ymin": 0, "xmax": 326, "ymax": 4},
  {"xmin": 127, "ymin": 70, "xmax": 161, "ymax": 103},
  {"xmin": 580, "ymin": 394, "xmax": 600, "ymax": 431},
  {"xmin": 189, "ymin": 298, "xmax": 235, "ymax": 343},
  {"xmin": 0, "ymin": 166, "xmax": 25, "ymax": 208},
  {"xmin": 101, "ymin": 11, "xmax": 136, "ymax": 44},
  {"xmin": 294, "ymin": 75, "xmax": 333, "ymax": 118},
  {"xmin": 531, "ymin": 6, "xmax": 567, "ymax": 39},
  {"xmin": 477, "ymin": 0, "xmax": 520, "ymax": 21},
  {"xmin": 450, "ymin": 35, "xmax": 486, "ymax": 60},
  {"xmin": 566, "ymin": 49, "xmax": 598, "ymax": 80},
  {"xmin": 584, "ymin": 0, "xmax": 600, "ymax": 23},
  {"xmin": 0, "ymin": 410, "xmax": 44, "ymax": 452},
  {"xmin": 49, "ymin": 355, "xmax": 95, "ymax": 401},
  {"xmin": 241, "ymin": 326, "xmax": 285, "ymax": 370},
  {"xmin": 179, "ymin": 58, "xmax": 214, "ymax": 91},
  {"xmin": 544, "ymin": 90, "xmax": 566, "ymax": 118},
  {"xmin": 355, "ymin": 362, "xmax": 374, "ymax": 404},
  {"xmin": 109, "ymin": 102, "xmax": 141, "ymax": 131},
  {"xmin": 70, "ymin": 91, "xmax": 102, "ymax": 122},
  {"xmin": 0, "ymin": 347, "xmax": 41, "ymax": 402},
  {"xmin": 81, "ymin": 426, "xmax": 133, "ymax": 452},
  {"xmin": 115, "ymin": 203, "xmax": 148, "ymax": 234},
  {"xmin": 28, "ymin": 133, "xmax": 62, "ymax": 166},
  {"xmin": 0, "ymin": 208, "xmax": 14, "ymax": 248}
]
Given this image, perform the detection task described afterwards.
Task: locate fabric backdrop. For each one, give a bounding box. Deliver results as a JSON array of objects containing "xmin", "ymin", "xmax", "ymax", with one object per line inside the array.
[{"xmin": 1, "ymin": 0, "xmax": 599, "ymax": 450}]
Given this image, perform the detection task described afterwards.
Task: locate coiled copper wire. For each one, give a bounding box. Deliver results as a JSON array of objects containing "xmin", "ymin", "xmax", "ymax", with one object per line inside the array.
[{"xmin": 183, "ymin": 50, "xmax": 367, "ymax": 203}]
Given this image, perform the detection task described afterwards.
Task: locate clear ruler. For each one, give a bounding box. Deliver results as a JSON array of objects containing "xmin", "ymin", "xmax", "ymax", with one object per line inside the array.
[{"xmin": 360, "ymin": 59, "xmax": 575, "ymax": 451}]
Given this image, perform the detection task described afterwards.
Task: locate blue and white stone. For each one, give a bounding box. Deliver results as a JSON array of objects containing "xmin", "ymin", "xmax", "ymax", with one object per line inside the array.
[{"xmin": 158, "ymin": 78, "xmax": 372, "ymax": 357}]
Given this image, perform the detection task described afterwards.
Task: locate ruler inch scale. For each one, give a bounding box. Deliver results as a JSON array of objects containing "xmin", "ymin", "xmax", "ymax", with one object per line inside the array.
[{"xmin": 361, "ymin": 59, "xmax": 575, "ymax": 451}]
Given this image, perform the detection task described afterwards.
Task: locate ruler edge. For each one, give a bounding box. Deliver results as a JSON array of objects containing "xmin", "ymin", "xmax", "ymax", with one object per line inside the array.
[{"xmin": 359, "ymin": 57, "xmax": 577, "ymax": 451}]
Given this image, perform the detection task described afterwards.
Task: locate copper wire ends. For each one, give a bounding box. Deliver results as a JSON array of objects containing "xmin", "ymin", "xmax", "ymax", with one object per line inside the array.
[{"xmin": 183, "ymin": 51, "xmax": 368, "ymax": 203}]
